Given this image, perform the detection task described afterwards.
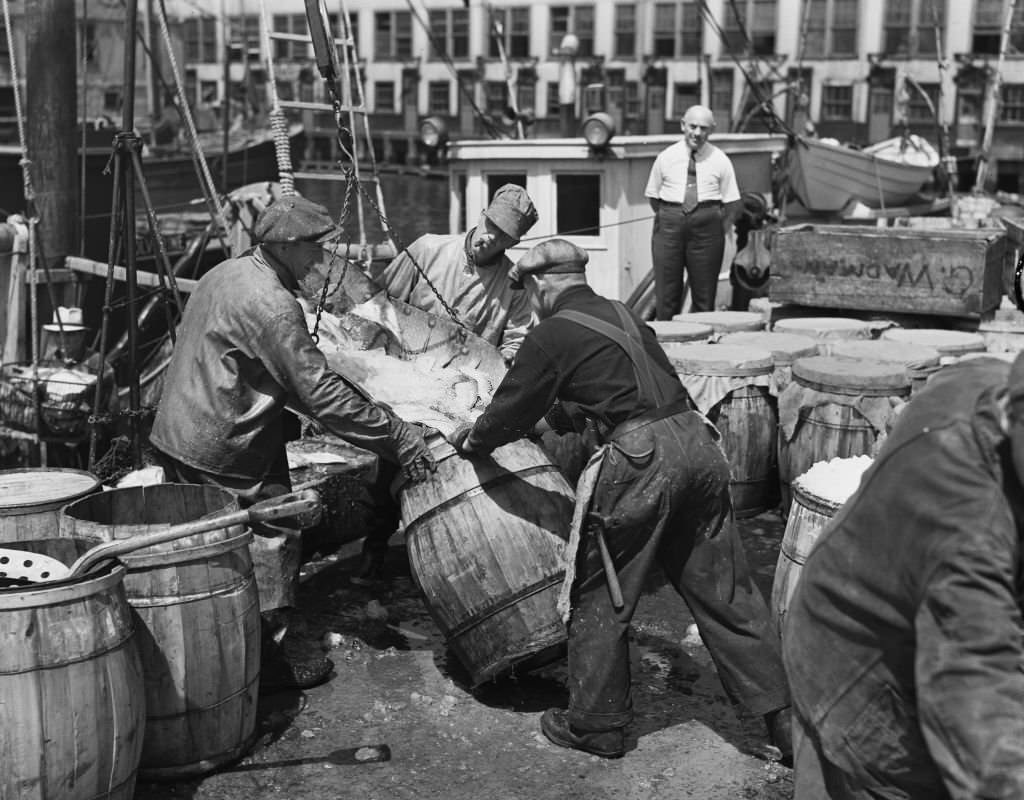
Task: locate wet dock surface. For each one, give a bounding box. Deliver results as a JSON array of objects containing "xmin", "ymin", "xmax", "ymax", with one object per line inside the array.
[{"xmin": 135, "ymin": 511, "xmax": 793, "ymax": 800}]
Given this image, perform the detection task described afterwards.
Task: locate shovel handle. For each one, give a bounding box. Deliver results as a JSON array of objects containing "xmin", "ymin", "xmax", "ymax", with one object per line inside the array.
[{"xmin": 68, "ymin": 489, "xmax": 323, "ymax": 577}]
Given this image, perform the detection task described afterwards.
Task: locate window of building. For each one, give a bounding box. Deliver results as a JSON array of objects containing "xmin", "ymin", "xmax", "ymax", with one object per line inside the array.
[
  {"xmin": 488, "ymin": 7, "xmax": 530, "ymax": 59},
  {"xmin": 375, "ymin": 81, "xmax": 395, "ymax": 112},
  {"xmin": 821, "ymin": 84, "xmax": 853, "ymax": 119},
  {"xmin": 236, "ymin": 14, "xmax": 260, "ymax": 53},
  {"xmin": 802, "ymin": 0, "xmax": 858, "ymax": 57},
  {"xmin": 375, "ymin": 11, "xmax": 413, "ymax": 60},
  {"xmin": 614, "ymin": 4, "xmax": 637, "ymax": 58},
  {"xmin": 183, "ymin": 17, "xmax": 219, "ymax": 63},
  {"xmin": 883, "ymin": 0, "xmax": 944, "ymax": 58},
  {"xmin": 711, "ymin": 69, "xmax": 734, "ymax": 128},
  {"xmin": 624, "ymin": 81, "xmax": 641, "ymax": 117},
  {"xmin": 673, "ymin": 83, "xmax": 700, "ymax": 119},
  {"xmin": 973, "ymin": 0, "xmax": 1024, "ymax": 55},
  {"xmin": 653, "ymin": 2, "xmax": 702, "ymax": 58},
  {"xmin": 0, "ymin": 23, "xmax": 7, "ymax": 60},
  {"xmin": 1000, "ymin": 84, "xmax": 1024, "ymax": 123},
  {"xmin": 485, "ymin": 80, "xmax": 508, "ymax": 114},
  {"xmin": 428, "ymin": 80, "xmax": 450, "ymax": 115},
  {"xmin": 517, "ymin": 82, "xmax": 536, "ymax": 117},
  {"xmin": 103, "ymin": 88, "xmax": 122, "ymax": 111},
  {"xmin": 429, "ymin": 8, "xmax": 470, "ymax": 61},
  {"xmin": 550, "ymin": 6, "xmax": 595, "ymax": 58},
  {"xmin": 547, "ymin": 81, "xmax": 561, "ymax": 115},
  {"xmin": 722, "ymin": 0, "xmax": 777, "ymax": 56},
  {"xmin": 79, "ymin": 21, "xmax": 97, "ymax": 65},
  {"xmin": 907, "ymin": 81, "xmax": 939, "ymax": 122},
  {"xmin": 556, "ymin": 174, "xmax": 600, "ymax": 236},
  {"xmin": 272, "ymin": 15, "xmax": 308, "ymax": 60}
]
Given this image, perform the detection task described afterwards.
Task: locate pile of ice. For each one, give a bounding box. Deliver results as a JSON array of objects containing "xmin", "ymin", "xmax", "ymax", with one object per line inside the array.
[{"xmin": 794, "ymin": 455, "xmax": 873, "ymax": 506}]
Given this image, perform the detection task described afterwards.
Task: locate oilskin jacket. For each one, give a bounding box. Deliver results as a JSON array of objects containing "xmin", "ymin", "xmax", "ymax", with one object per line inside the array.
[
  {"xmin": 368, "ymin": 231, "xmax": 532, "ymax": 363},
  {"xmin": 782, "ymin": 357, "xmax": 1024, "ymax": 799},
  {"xmin": 151, "ymin": 248, "xmax": 399, "ymax": 481}
]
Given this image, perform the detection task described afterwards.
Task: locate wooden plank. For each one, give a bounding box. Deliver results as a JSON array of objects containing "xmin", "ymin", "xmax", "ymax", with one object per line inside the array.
[
  {"xmin": 65, "ymin": 257, "xmax": 198, "ymax": 294},
  {"xmin": 770, "ymin": 224, "xmax": 1006, "ymax": 319}
]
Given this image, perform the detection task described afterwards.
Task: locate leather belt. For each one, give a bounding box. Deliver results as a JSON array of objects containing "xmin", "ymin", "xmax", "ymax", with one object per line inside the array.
[
  {"xmin": 608, "ymin": 396, "xmax": 694, "ymax": 443},
  {"xmin": 658, "ymin": 200, "xmax": 721, "ymax": 211}
]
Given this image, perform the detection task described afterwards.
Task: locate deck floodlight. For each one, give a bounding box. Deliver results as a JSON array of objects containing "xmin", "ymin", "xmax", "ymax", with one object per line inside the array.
[
  {"xmin": 581, "ymin": 112, "xmax": 616, "ymax": 149},
  {"xmin": 419, "ymin": 116, "xmax": 449, "ymax": 149}
]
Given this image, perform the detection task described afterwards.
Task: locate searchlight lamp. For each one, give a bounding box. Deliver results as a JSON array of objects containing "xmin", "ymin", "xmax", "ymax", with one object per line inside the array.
[{"xmin": 581, "ymin": 112, "xmax": 616, "ymax": 149}]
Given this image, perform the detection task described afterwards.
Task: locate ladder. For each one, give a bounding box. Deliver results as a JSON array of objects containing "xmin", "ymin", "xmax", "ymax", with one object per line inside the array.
[{"xmin": 258, "ymin": 0, "xmax": 391, "ymax": 259}]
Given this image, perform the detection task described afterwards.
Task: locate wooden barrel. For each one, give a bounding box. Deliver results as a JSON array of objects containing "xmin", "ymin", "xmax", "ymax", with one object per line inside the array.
[
  {"xmin": 828, "ymin": 339, "xmax": 941, "ymax": 394},
  {"xmin": 649, "ymin": 320, "xmax": 714, "ymax": 344},
  {"xmin": 719, "ymin": 331, "xmax": 819, "ymax": 393},
  {"xmin": 673, "ymin": 310, "xmax": 765, "ymax": 333},
  {"xmin": 778, "ymin": 356, "xmax": 908, "ymax": 513},
  {"xmin": 0, "ymin": 543, "xmax": 146, "ymax": 800},
  {"xmin": 771, "ymin": 456, "xmax": 872, "ymax": 636},
  {"xmin": 881, "ymin": 328, "xmax": 988, "ymax": 360},
  {"xmin": 0, "ymin": 468, "xmax": 99, "ymax": 542},
  {"xmin": 59, "ymin": 484, "xmax": 260, "ymax": 780},
  {"xmin": 773, "ymin": 316, "xmax": 873, "ymax": 341},
  {"xmin": 663, "ymin": 343, "xmax": 778, "ymax": 518},
  {"xmin": 400, "ymin": 437, "xmax": 573, "ymax": 686}
]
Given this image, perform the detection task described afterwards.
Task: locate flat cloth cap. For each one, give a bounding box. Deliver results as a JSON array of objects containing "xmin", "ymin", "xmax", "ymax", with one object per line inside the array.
[
  {"xmin": 254, "ymin": 195, "xmax": 341, "ymax": 244},
  {"xmin": 483, "ymin": 184, "xmax": 538, "ymax": 242},
  {"xmin": 509, "ymin": 238, "xmax": 588, "ymax": 289}
]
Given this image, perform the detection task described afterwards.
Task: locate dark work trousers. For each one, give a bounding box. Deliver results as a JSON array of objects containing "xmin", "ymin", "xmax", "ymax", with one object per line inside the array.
[
  {"xmin": 152, "ymin": 448, "xmax": 300, "ymax": 613},
  {"xmin": 651, "ymin": 203, "xmax": 726, "ymax": 319},
  {"xmin": 567, "ymin": 410, "xmax": 790, "ymax": 731},
  {"xmin": 360, "ymin": 459, "xmax": 403, "ymax": 561}
]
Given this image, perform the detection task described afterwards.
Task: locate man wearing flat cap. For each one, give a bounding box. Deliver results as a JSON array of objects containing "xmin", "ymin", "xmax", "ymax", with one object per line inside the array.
[
  {"xmin": 448, "ymin": 238, "xmax": 792, "ymax": 761},
  {"xmin": 784, "ymin": 353, "xmax": 1024, "ymax": 798},
  {"xmin": 367, "ymin": 183, "xmax": 538, "ymax": 366},
  {"xmin": 151, "ymin": 194, "xmax": 436, "ymax": 692}
]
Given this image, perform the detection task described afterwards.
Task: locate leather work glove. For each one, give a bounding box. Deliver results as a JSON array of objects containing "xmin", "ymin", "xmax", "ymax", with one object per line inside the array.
[
  {"xmin": 446, "ymin": 423, "xmax": 477, "ymax": 456},
  {"xmin": 389, "ymin": 416, "xmax": 437, "ymax": 484}
]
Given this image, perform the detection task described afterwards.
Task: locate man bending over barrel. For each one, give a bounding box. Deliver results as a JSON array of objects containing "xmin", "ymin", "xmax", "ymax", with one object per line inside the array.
[
  {"xmin": 446, "ymin": 238, "xmax": 792, "ymax": 760},
  {"xmin": 150, "ymin": 194, "xmax": 436, "ymax": 693},
  {"xmin": 783, "ymin": 353, "xmax": 1024, "ymax": 798}
]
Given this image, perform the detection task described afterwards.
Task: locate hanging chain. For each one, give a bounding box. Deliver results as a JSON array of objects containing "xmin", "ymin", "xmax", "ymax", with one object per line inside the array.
[{"xmin": 310, "ymin": 169, "xmax": 357, "ymax": 344}]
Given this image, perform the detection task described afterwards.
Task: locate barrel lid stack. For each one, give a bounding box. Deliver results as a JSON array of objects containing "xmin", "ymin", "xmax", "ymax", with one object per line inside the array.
[
  {"xmin": 648, "ymin": 320, "xmax": 714, "ymax": 343},
  {"xmin": 672, "ymin": 310, "xmax": 765, "ymax": 333},
  {"xmin": 791, "ymin": 355, "xmax": 911, "ymax": 395},
  {"xmin": 773, "ymin": 316, "xmax": 873, "ymax": 341},
  {"xmin": 662, "ymin": 343, "xmax": 774, "ymax": 376}
]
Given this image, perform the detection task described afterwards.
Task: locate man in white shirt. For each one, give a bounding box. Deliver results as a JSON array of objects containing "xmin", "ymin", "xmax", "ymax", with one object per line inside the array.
[{"xmin": 645, "ymin": 105, "xmax": 742, "ymax": 317}]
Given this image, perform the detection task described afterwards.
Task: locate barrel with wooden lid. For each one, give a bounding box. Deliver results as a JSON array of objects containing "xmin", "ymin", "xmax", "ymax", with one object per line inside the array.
[
  {"xmin": 771, "ymin": 455, "xmax": 873, "ymax": 637},
  {"xmin": 648, "ymin": 320, "xmax": 714, "ymax": 344},
  {"xmin": 59, "ymin": 484, "xmax": 260, "ymax": 780},
  {"xmin": 0, "ymin": 468, "xmax": 100, "ymax": 542},
  {"xmin": 400, "ymin": 437, "xmax": 573, "ymax": 686},
  {"xmin": 777, "ymin": 356, "xmax": 909, "ymax": 513},
  {"xmin": 0, "ymin": 546, "xmax": 146, "ymax": 799},
  {"xmin": 829, "ymin": 338, "xmax": 942, "ymax": 394},
  {"xmin": 673, "ymin": 310, "xmax": 765, "ymax": 333},
  {"xmin": 880, "ymin": 328, "xmax": 987, "ymax": 360},
  {"xmin": 719, "ymin": 331, "xmax": 819, "ymax": 393},
  {"xmin": 773, "ymin": 316, "xmax": 873, "ymax": 341},
  {"xmin": 663, "ymin": 343, "xmax": 778, "ymax": 517}
]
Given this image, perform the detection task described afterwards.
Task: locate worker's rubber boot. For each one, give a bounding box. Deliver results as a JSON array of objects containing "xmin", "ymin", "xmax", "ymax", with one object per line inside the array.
[
  {"xmin": 259, "ymin": 609, "xmax": 335, "ymax": 695},
  {"xmin": 764, "ymin": 706, "xmax": 794, "ymax": 767},
  {"xmin": 540, "ymin": 709, "xmax": 625, "ymax": 759}
]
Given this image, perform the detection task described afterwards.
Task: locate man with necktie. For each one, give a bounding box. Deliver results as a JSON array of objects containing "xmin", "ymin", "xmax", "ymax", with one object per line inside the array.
[{"xmin": 645, "ymin": 105, "xmax": 742, "ymax": 318}]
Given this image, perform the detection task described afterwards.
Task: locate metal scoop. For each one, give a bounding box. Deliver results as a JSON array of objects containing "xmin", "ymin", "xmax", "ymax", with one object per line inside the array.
[{"xmin": 0, "ymin": 488, "xmax": 322, "ymax": 585}]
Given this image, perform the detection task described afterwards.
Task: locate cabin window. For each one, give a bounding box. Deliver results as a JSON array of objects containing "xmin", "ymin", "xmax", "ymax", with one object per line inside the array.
[
  {"xmin": 973, "ymin": 0, "xmax": 1024, "ymax": 55},
  {"xmin": 1000, "ymin": 85, "xmax": 1024, "ymax": 124},
  {"xmin": 429, "ymin": 8, "xmax": 470, "ymax": 61},
  {"xmin": 883, "ymin": 0, "xmax": 944, "ymax": 58},
  {"xmin": 550, "ymin": 6, "xmax": 595, "ymax": 58},
  {"xmin": 488, "ymin": 7, "xmax": 530, "ymax": 60},
  {"xmin": 821, "ymin": 85, "xmax": 853, "ymax": 120},
  {"xmin": 428, "ymin": 81, "xmax": 450, "ymax": 115},
  {"xmin": 374, "ymin": 11, "xmax": 413, "ymax": 60},
  {"xmin": 486, "ymin": 175, "xmax": 527, "ymax": 209},
  {"xmin": 555, "ymin": 174, "xmax": 600, "ymax": 237},
  {"xmin": 375, "ymin": 81, "xmax": 395, "ymax": 113},
  {"xmin": 721, "ymin": 0, "xmax": 777, "ymax": 56},
  {"xmin": 614, "ymin": 5, "xmax": 637, "ymax": 58},
  {"xmin": 653, "ymin": 2, "xmax": 702, "ymax": 58},
  {"xmin": 802, "ymin": 0, "xmax": 858, "ymax": 57},
  {"xmin": 711, "ymin": 69, "xmax": 734, "ymax": 129}
]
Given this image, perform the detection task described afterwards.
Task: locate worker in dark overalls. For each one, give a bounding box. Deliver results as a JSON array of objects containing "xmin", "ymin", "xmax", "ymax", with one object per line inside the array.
[{"xmin": 448, "ymin": 238, "xmax": 792, "ymax": 759}]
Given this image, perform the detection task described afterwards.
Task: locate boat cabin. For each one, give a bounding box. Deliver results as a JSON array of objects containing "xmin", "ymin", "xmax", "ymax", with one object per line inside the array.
[{"xmin": 445, "ymin": 133, "xmax": 787, "ymax": 301}]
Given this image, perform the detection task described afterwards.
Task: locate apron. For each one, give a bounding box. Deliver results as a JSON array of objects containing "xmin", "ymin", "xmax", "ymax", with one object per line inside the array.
[{"xmin": 553, "ymin": 302, "xmax": 676, "ymax": 621}]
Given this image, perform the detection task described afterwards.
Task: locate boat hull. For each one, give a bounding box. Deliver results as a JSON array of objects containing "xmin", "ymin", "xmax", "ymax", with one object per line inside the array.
[{"xmin": 787, "ymin": 136, "xmax": 935, "ymax": 212}]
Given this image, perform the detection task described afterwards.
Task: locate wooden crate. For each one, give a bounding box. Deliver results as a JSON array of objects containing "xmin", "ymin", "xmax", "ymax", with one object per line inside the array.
[{"xmin": 770, "ymin": 224, "xmax": 1006, "ymax": 318}]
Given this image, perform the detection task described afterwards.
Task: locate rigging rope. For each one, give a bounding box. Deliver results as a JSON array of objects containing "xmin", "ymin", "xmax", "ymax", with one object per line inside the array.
[{"xmin": 258, "ymin": 0, "xmax": 296, "ymax": 195}]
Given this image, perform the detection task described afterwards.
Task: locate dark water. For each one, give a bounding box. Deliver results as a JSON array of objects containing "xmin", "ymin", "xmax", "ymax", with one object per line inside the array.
[{"xmin": 297, "ymin": 172, "xmax": 450, "ymax": 248}]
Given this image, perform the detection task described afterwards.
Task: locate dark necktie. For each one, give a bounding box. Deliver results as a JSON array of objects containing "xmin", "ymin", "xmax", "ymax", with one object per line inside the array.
[{"xmin": 682, "ymin": 152, "xmax": 699, "ymax": 213}]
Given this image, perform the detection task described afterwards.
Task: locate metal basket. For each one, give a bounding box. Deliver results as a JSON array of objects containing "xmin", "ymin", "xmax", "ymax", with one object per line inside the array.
[{"xmin": 0, "ymin": 362, "xmax": 104, "ymax": 437}]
